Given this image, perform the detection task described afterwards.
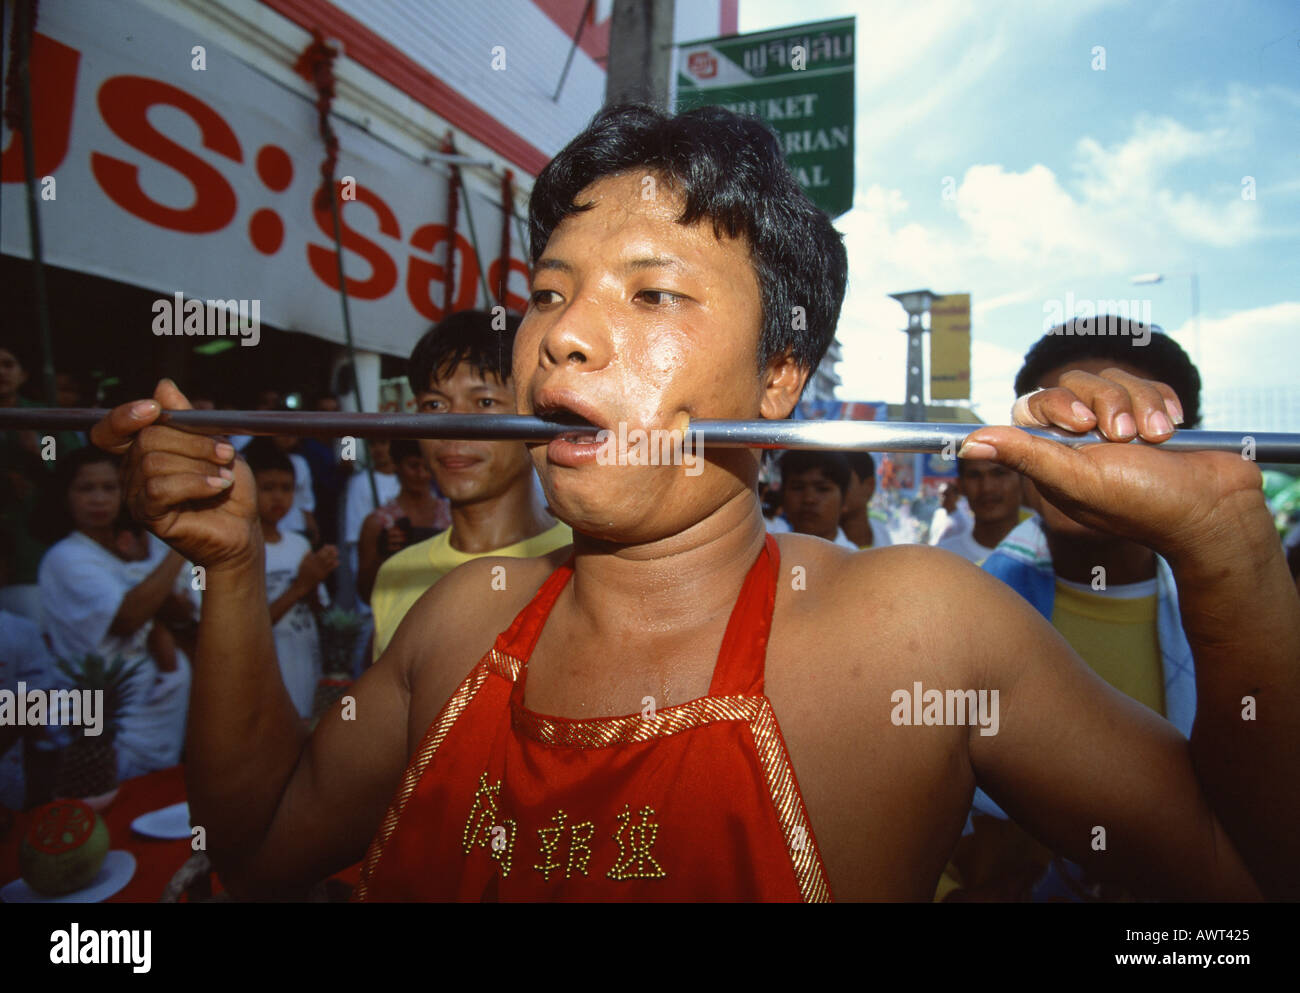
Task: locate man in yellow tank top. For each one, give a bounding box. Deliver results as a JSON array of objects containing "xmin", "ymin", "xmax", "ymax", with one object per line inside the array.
[{"xmin": 369, "ymin": 311, "xmax": 572, "ymax": 662}]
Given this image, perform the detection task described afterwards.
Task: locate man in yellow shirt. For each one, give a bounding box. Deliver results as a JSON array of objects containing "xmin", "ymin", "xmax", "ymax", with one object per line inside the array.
[
  {"xmin": 369, "ymin": 311, "xmax": 572, "ymax": 661},
  {"xmin": 952, "ymin": 320, "xmax": 1203, "ymax": 900}
]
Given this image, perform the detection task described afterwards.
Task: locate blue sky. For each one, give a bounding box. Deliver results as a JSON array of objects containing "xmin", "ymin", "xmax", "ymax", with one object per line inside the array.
[{"xmin": 738, "ymin": 0, "xmax": 1300, "ymax": 428}]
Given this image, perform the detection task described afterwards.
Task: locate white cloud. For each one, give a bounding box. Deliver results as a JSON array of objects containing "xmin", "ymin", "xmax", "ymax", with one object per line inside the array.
[{"xmin": 1162, "ymin": 301, "xmax": 1300, "ymax": 393}]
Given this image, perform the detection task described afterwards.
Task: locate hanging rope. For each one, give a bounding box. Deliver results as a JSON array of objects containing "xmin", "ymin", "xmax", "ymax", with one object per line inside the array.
[
  {"xmin": 496, "ymin": 170, "xmax": 513, "ymax": 306},
  {"xmin": 5, "ymin": 0, "xmax": 56, "ymax": 406},
  {"xmin": 293, "ymin": 30, "xmax": 377, "ymax": 510},
  {"xmin": 439, "ymin": 133, "xmax": 459, "ymax": 314},
  {"xmin": 453, "ymin": 162, "xmax": 493, "ymax": 309}
]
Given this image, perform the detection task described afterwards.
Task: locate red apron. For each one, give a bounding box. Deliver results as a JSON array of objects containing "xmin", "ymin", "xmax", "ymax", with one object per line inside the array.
[{"xmin": 355, "ymin": 534, "xmax": 832, "ymax": 901}]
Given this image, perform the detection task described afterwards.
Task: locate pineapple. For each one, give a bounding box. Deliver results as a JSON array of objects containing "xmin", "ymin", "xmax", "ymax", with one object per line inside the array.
[{"xmin": 51, "ymin": 654, "xmax": 143, "ymax": 802}]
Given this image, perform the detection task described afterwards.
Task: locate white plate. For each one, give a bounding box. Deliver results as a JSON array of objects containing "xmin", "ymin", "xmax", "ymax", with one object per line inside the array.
[
  {"xmin": 2, "ymin": 850, "xmax": 136, "ymax": 903},
  {"xmin": 131, "ymin": 801, "xmax": 191, "ymax": 840}
]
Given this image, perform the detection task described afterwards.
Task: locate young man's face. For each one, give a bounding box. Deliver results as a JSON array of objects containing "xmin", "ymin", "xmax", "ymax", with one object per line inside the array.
[
  {"xmin": 782, "ymin": 468, "xmax": 844, "ymax": 541},
  {"xmin": 416, "ymin": 363, "xmax": 533, "ymax": 507},
  {"xmin": 515, "ymin": 171, "xmax": 796, "ymax": 542},
  {"xmin": 1026, "ymin": 356, "xmax": 1155, "ymax": 540},
  {"xmin": 957, "ymin": 462, "xmax": 1021, "ymax": 529},
  {"xmin": 254, "ymin": 469, "xmax": 295, "ymax": 525}
]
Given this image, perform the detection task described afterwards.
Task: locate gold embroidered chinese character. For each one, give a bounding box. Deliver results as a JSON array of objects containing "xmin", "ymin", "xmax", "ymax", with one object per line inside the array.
[
  {"xmin": 462, "ymin": 772, "xmax": 517, "ymax": 876},
  {"xmin": 534, "ymin": 811, "xmax": 597, "ymax": 881},
  {"xmin": 534, "ymin": 811, "xmax": 566, "ymax": 881},
  {"xmin": 567, "ymin": 820, "xmax": 595, "ymax": 879},
  {"xmin": 607, "ymin": 804, "xmax": 667, "ymax": 880}
]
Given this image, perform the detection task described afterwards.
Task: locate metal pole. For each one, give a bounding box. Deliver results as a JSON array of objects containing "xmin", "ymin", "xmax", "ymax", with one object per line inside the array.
[{"xmin": 5, "ymin": 409, "xmax": 1298, "ymax": 462}]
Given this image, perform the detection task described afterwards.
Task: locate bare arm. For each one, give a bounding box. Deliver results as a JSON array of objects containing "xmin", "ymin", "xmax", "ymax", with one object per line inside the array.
[
  {"xmin": 959, "ymin": 558, "xmax": 1265, "ymax": 900},
  {"xmin": 958, "ymin": 369, "xmax": 1300, "ymax": 898},
  {"xmin": 267, "ymin": 573, "xmax": 313, "ymax": 627},
  {"xmin": 107, "ymin": 549, "xmax": 185, "ymax": 637},
  {"xmin": 203, "ymin": 555, "xmax": 513, "ymax": 897},
  {"xmin": 356, "ymin": 512, "xmax": 385, "ymax": 605},
  {"xmin": 187, "ymin": 545, "xmax": 412, "ymax": 898}
]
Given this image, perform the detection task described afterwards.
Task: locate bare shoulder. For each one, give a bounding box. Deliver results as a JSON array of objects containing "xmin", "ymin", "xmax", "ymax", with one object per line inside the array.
[
  {"xmin": 769, "ymin": 534, "xmax": 1043, "ymax": 702},
  {"xmin": 383, "ymin": 547, "xmax": 573, "ymax": 743}
]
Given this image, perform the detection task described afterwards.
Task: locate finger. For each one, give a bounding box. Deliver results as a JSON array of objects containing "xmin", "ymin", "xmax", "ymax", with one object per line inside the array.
[
  {"xmin": 134, "ymin": 423, "xmax": 238, "ymax": 466},
  {"xmin": 1056, "ymin": 369, "xmax": 1143, "ymax": 441},
  {"xmin": 1095, "ymin": 367, "xmax": 1175, "ymax": 441},
  {"xmin": 1153, "ymin": 381, "xmax": 1185, "ymax": 426},
  {"xmin": 131, "ymin": 470, "xmax": 234, "ymax": 521},
  {"xmin": 90, "ymin": 397, "xmax": 162, "ymax": 454},
  {"xmin": 151, "ymin": 378, "xmax": 234, "ymax": 439},
  {"xmin": 139, "ymin": 449, "xmax": 237, "ymax": 482},
  {"xmin": 958, "ymin": 426, "xmax": 1108, "ymax": 521},
  {"xmin": 1014, "ymin": 387, "xmax": 1097, "ymax": 432}
]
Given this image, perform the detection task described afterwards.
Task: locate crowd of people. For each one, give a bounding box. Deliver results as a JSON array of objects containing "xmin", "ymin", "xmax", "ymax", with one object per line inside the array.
[{"xmin": 3, "ymin": 103, "xmax": 1299, "ymax": 902}]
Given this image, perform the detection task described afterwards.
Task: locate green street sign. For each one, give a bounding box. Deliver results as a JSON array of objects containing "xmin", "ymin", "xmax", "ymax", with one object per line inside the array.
[{"xmin": 675, "ymin": 17, "xmax": 855, "ymax": 218}]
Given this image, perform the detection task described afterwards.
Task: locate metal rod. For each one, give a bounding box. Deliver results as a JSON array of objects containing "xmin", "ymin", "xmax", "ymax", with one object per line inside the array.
[{"xmin": 2, "ymin": 409, "xmax": 1298, "ymax": 462}]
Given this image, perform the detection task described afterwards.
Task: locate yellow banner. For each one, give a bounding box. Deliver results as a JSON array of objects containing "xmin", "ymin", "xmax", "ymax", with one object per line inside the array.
[{"xmin": 930, "ymin": 293, "xmax": 971, "ymax": 401}]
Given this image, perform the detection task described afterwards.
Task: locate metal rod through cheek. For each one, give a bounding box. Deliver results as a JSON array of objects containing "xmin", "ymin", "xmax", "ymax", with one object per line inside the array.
[{"xmin": 2, "ymin": 409, "xmax": 1297, "ymax": 461}]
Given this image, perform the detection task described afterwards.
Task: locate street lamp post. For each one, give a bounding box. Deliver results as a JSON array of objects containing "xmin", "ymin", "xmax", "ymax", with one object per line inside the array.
[{"xmin": 889, "ymin": 289, "xmax": 937, "ymax": 423}]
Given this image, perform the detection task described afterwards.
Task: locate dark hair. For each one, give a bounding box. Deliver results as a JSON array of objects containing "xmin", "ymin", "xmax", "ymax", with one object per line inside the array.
[
  {"xmin": 779, "ymin": 450, "xmax": 851, "ymax": 495},
  {"xmin": 243, "ymin": 437, "xmax": 295, "ymax": 478},
  {"xmin": 34, "ymin": 446, "xmax": 123, "ymax": 543},
  {"xmin": 530, "ymin": 103, "xmax": 848, "ymax": 377},
  {"xmin": 1287, "ymin": 540, "xmax": 1300, "ymax": 582},
  {"xmin": 389, "ymin": 439, "xmax": 423, "ymax": 463},
  {"xmin": 1016, "ymin": 322, "xmax": 1202, "ymax": 428},
  {"xmin": 843, "ymin": 451, "xmax": 876, "ymax": 483},
  {"xmin": 408, "ymin": 309, "xmax": 521, "ymax": 393}
]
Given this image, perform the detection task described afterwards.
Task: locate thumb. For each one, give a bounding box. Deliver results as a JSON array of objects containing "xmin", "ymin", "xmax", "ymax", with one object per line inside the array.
[
  {"xmin": 959, "ymin": 426, "xmax": 1106, "ymax": 508},
  {"xmin": 153, "ymin": 377, "xmax": 194, "ymax": 411}
]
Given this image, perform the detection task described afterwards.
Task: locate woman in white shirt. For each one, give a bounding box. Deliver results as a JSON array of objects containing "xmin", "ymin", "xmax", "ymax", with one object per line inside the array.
[{"xmin": 37, "ymin": 447, "xmax": 193, "ymax": 780}]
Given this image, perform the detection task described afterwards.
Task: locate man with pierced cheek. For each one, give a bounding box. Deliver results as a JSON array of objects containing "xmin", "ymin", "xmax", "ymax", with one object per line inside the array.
[{"xmin": 93, "ymin": 106, "xmax": 1299, "ymax": 903}]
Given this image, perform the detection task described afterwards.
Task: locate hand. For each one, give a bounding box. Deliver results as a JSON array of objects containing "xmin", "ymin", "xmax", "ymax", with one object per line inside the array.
[
  {"xmin": 959, "ymin": 367, "xmax": 1266, "ymax": 561},
  {"xmin": 383, "ymin": 523, "xmax": 408, "ymax": 554},
  {"xmin": 296, "ymin": 545, "xmax": 339, "ymax": 587},
  {"xmin": 90, "ymin": 379, "xmax": 258, "ymax": 572}
]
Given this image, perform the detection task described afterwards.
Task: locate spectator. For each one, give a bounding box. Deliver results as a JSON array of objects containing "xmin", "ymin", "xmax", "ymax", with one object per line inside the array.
[
  {"xmin": 958, "ymin": 321, "xmax": 1208, "ymax": 901},
  {"xmin": 243, "ymin": 439, "xmax": 337, "ymax": 720},
  {"xmin": 1, "ymin": 338, "xmax": 84, "ymax": 609},
  {"xmin": 840, "ymin": 451, "xmax": 892, "ymax": 548},
  {"xmin": 927, "ymin": 482, "xmax": 972, "ymax": 546},
  {"xmin": 936, "ymin": 459, "xmax": 1022, "ymax": 565},
  {"xmin": 0, "ymin": 528, "xmax": 65, "ymax": 810},
  {"xmin": 368, "ymin": 309, "xmax": 571, "ymax": 661},
  {"xmin": 298, "ymin": 389, "xmax": 351, "ymax": 549},
  {"xmin": 270, "ymin": 424, "xmax": 319, "ymax": 546},
  {"xmin": 778, "ymin": 450, "xmax": 855, "ymax": 548},
  {"xmin": 36, "ymin": 447, "xmax": 191, "ymax": 780},
  {"xmin": 357, "ymin": 439, "xmax": 450, "ymax": 605}
]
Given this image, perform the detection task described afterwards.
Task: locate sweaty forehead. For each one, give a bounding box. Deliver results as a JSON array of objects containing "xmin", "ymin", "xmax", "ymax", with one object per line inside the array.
[{"xmin": 543, "ymin": 172, "xmax": 754, "ymax": 274}]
